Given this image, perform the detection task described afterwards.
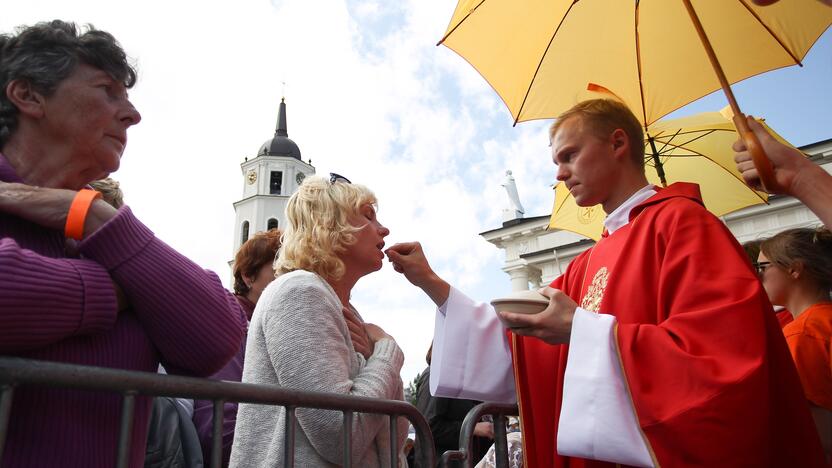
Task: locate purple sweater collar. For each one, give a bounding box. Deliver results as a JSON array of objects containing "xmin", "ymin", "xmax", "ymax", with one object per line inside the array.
[{"xmin": 0, "ymin": 153, "xmax": 25, "ymax": 183}]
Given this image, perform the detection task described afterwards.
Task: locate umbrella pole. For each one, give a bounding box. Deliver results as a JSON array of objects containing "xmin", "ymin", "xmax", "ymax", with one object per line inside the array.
[
  {"xmin": 680, "ymin": 0, "xmax": 777, "ymax": 192},
  {"xmin": 646, "ymin": 135, "xmax": 668, "ymax": 187}
]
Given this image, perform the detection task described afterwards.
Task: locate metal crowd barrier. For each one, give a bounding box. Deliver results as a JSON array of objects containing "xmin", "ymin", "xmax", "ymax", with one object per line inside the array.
[
  {"xmin": 439, "ymin": 402, "xmax": 519, "ymax": 468},
  {"xmin": 0, "ymin": 357, "xmax": 435, "ymax": 468}
]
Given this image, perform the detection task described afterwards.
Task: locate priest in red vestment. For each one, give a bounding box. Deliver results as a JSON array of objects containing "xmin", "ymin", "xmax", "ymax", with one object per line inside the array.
[{"xmin": 386, "ymin": 99, "xmax": 825, "ymax": 467}]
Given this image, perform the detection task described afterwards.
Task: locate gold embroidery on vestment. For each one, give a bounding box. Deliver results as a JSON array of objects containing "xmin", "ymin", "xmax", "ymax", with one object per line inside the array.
[{"xmin": 580, "ymin": 266, "xmax": 608, "ymax": 312}]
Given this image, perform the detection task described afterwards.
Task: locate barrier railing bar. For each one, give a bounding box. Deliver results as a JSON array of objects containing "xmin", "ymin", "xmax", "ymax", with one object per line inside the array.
[
  {"xmin": 115, "ymin": 391, "xmax": 137, "ymax": 468},
  {"xmin": 284, "ymin": 406, "xmax": 296, "ymax": 468},
  {"xmin": 440, "ymin": 448, "xmax": 466, "ymax": 466},
  {"xmin": 390, "ymin": 414, "xmax": 398, "ymax": 467},
  {"xmin": 210, "ymin": 399, "xmax": 224, "ymax": 468},
  {"xmin": 343, "ymin": 410, "xmax": 353, "ymax": 467},
  {"xmin": 0, "ymin": 384, "xmax": 14, "ymax": 462},
  {"xmin": 440, "ymin": 402, "xmax": 518, "ymax": 468},
  {"xmin": 493, "ymin": 414, "xmax": 508, "ymax": 468},
  {"xmin": 0, "ymin": 357, "xmax": 435, "ymax": 468}
]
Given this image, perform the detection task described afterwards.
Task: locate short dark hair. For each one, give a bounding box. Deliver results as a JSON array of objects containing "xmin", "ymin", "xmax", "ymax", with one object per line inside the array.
[
  {"xmin": 549, "ymin": 99, "xmax": 645, "ymax": 167},
  {"xmin": 0, "ymin": 20, "xmax": 137, "ymax": 148},
  {"xmin": 233, "ymin": 229, "xmax": 283, "ymax": 296}
]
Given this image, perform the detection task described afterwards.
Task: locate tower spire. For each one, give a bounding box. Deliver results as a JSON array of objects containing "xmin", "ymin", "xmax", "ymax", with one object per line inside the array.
[{"xmin": 276, "ymin": 97, "xmax": 288, "ymax": 137}]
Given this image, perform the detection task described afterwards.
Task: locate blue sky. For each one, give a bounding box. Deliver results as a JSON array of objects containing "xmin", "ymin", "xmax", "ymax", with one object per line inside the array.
[{"xmin": 4, "ymin": 0, "xmax": 830, "ymax": 383}]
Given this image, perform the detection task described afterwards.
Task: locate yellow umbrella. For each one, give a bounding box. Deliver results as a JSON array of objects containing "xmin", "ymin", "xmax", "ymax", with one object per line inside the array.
[
  {"xmin": 439, "ymin": 0, "xmax": 832, "ymax": 190},
  {"xmin": 548, "ymin": 109, "xmax": 794, "ymax": 240}
]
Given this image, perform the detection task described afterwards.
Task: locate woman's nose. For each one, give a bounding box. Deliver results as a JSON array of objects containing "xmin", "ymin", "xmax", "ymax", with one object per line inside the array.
[{"xmin": 121, "ymin": 99, "xmax": 142, "ymax": 126}]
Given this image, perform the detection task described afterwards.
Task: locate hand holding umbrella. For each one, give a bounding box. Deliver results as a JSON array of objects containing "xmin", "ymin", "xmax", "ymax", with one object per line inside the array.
[{"xmin": 733, "ymin": 116, "xmax": 832, "ymax": 229}]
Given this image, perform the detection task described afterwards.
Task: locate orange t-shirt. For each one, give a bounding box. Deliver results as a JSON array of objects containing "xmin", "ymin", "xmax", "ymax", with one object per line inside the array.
[
  {"xmin": 783, "ymin": 302, "xmax": 832, "ymax": 410},
  {"xmin": 777, "ymin": 309, "xmax": 794, "ymax": 328}
]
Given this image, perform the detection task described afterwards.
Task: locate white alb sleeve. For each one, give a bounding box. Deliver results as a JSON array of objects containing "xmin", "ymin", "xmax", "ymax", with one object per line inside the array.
[
  {"xmin": 557, "ymin": 307, "xmax": 654, "ymax": 467},
  {"xmin": 429, "ymin": 286, "xmax": 516, "ymax": 403}
]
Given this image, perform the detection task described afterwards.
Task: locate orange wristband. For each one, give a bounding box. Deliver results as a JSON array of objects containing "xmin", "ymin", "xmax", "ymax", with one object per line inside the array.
[{"xmin": 65, "ymin": 189, "xmax": 103, "ymax": 240}]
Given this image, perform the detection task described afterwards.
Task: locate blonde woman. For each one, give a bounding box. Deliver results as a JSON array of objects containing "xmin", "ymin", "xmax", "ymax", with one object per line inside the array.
[{"xmin": 230, "ymin": 174, "xmax": 407, "ymax": 468}]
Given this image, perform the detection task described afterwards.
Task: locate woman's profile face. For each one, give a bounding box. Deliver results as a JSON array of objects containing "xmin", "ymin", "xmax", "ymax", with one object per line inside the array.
[
  {"xmin": 38, "ymin": 64, "xmax": 141, "ymax": 188},
  {"xmin": 247, "ymin": 262, "xmax": 276, "ymax": 304},
  {"xmin": 340, "ymin": 203, "xmax": 390, "ymax": 277},
  {"xmin": 757, "ymin": 252, "xmax": 789, "ymax": 307}
]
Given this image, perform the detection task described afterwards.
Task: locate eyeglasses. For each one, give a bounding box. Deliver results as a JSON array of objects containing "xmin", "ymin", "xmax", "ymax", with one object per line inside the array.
[
  {"xmin": 753, "ymin": 261, "xmax": 773, "ymax": 275},
  {"xmin": 329, "ymin": 173, "xmax": 351, "ymax": 184}
]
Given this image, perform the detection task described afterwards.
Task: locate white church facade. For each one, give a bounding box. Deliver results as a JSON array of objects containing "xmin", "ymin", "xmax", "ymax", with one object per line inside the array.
[
  {"xmin": 481, "ymin": 138, "xmax": 832, "ymax": 291},
  {"xmin": 231, "ymin": 98, "xmax": 314, "ymax": 257}
]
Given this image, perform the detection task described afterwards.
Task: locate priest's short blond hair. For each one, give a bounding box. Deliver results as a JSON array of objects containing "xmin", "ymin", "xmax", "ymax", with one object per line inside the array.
[{"xmin": 549, "ymin": 98, "xmax": 645, "ymax": 167}]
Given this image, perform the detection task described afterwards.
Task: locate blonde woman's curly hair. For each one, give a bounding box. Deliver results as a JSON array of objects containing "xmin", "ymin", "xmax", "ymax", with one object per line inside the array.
[{"xmin": 276, "ymin": 176, "xmax": 377, "ymax": 281}]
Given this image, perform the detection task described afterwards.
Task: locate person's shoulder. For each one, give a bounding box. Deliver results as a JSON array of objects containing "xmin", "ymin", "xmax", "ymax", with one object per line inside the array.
[
  {"xmin": 274, "ymin": 270, "xmax": 330, "ymax": 293},
  {"xmin": 259, "ymin": 270, "xmax": 338, "ymax": 313},
  {"xmin": 798, "ymin": 303, "xmax": 832, "ymax": 338},
  {"xmin": 646, "ymin": 191, "xmax": 710, "ymax": 219},
  {"xmin": 640, "ymin": 189, "xmax": 726, "ymax": 235}
]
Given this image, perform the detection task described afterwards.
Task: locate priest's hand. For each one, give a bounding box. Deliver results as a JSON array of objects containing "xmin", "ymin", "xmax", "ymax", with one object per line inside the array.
[
  {"xmin": 498, "ymin": 286, "xmax": 575, "ymax": 344},
  {"xmin": 385, "ymin": 242, "xmax": 451, "ymax": 306}
]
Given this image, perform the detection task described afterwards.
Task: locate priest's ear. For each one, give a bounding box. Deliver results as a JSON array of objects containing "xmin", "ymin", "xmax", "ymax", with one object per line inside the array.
[{"xmin": 610, "ymin": 129, "xmax": 628, "ymax": 155}]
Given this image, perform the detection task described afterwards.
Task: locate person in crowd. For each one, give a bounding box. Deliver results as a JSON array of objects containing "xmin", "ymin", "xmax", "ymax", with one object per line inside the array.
[
  {"xmin": 229, "ymin": 175, "xmax": 408, "ymax": 468},
  {"xmin": 414, "ymin": 344, "xmax": 492, "ymax": 468},
  {"xmin": 0, "ymin": 20, "xmax": 244, "ymax": 468},
  {"xmin": 734, "ymin": 117, "xmax": 832, "ymax": 229},
  {"xmin": 386, "ymin": 99, "xmax": 826, "ymax": 466},
  {"xmin": 192, "ymin": 228, "xmax": 282, "ymax": 467},
  {"xmin": 743, "ymin": 239, "xmax": 793, "ymax": 328},
  {"xmin": 758, "ymin": 227, "xmax": 832, "ymax": 460}
]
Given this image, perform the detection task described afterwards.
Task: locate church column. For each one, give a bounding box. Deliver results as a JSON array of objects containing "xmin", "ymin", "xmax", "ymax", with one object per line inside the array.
[{"xmin": 506, "ymin": 266, "xmax": 531, "ymax": 292}]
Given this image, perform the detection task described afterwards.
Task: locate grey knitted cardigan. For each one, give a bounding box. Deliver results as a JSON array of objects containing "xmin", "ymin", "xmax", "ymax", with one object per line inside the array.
[{"xmin": 229, "ymin": 270, "xmax": 408, "ymax": 467}]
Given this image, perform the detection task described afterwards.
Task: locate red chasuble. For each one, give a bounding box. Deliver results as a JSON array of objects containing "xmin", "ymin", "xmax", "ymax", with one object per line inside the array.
[{"xmin": 510, "ymin": 183, "xmax": 825, "ymax": 467}]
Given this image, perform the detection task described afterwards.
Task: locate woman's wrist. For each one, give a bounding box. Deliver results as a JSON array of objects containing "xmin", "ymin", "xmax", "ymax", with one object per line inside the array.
[{"xmin": 81, "ymin": 199, "xmax": 118, "ymax": 238}]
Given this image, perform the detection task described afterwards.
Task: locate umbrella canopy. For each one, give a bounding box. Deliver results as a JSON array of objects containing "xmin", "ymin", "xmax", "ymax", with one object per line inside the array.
[
  {"xmin": 439, "ymin": 0, "xmax": 831, "ymax": 128},
  {"xmin": 548, "ymin": 110, "xmax": 793, "ymax": 240}
]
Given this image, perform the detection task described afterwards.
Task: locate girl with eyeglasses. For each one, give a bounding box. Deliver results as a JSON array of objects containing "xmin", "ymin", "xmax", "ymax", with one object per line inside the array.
[{"xmin": 758, "ymin": 227, "xmax": 832, "ymax": 461}]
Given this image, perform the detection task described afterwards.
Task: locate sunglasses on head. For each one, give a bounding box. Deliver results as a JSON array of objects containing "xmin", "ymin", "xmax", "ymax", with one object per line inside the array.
[{"xmin": 329, "ymin": 173, "xmax": 352, "ymax": 184}]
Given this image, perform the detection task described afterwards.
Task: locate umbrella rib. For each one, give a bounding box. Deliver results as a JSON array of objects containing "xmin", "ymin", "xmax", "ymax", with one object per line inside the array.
[
  {"xmin": 651, "ymin": 138, "xmax": 769, "ymax": 204},
  {"xmin": 436, "ymin": 0, "xmax": 488, "ymax": 46},
  {"xmin": 737, "ymin": 0, "xmax": 803, "ymax": 66},
  {"xmin": 655, "ymin": 129, "xmax": 720, "ymax": 154},
  {"xmin": 513, "ymin": 0, "xmax": 579, "ymax": 126},
  {"xmin": 653, "ymin": 128, "xmax": 685, "ymax": 156},
  {"xmin": 634, "ymin": 0, "xmax": 649, "ymax": 129}
]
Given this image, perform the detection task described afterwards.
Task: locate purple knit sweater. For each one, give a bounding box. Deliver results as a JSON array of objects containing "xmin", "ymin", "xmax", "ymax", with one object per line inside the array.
[
  {"xmin": 0, "ymin": 154, "xmax": 245, "ymax": 468},
  {"xmin": 192, "ymin": 295, "xmax": 253, "ymax": 467}
]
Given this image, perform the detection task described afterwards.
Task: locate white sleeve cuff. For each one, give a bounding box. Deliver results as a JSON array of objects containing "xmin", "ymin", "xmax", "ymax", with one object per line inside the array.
[
  {"xmin": 430, "ymin": 286, "xmax": 516, "ymax": 403},
  {"xmin": 557, "ymin": 308, "xmax": 654, "ymax": 467}
]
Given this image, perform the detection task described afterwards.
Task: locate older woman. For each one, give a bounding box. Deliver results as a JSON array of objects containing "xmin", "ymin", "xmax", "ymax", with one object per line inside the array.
[
  {"xmin": 0, "ymin": 20, "xmax": 243, "ymax": 467},
  {"xmin": 758, "ymin": 228, "xmax": 832, "ymax": 459},
  {"xmin": 193, "ymin": 228, "xmax": 282, "ymax": 466},
  {"xmin": 230, "ymin": 175, "xmax": 408, "ymax": 468}
]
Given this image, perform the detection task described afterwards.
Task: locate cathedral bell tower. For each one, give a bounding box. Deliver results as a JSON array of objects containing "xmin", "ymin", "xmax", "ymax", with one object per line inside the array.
[{"xmin": 232, "ymin": 98, "xmax": 315, "ymax": 255}]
